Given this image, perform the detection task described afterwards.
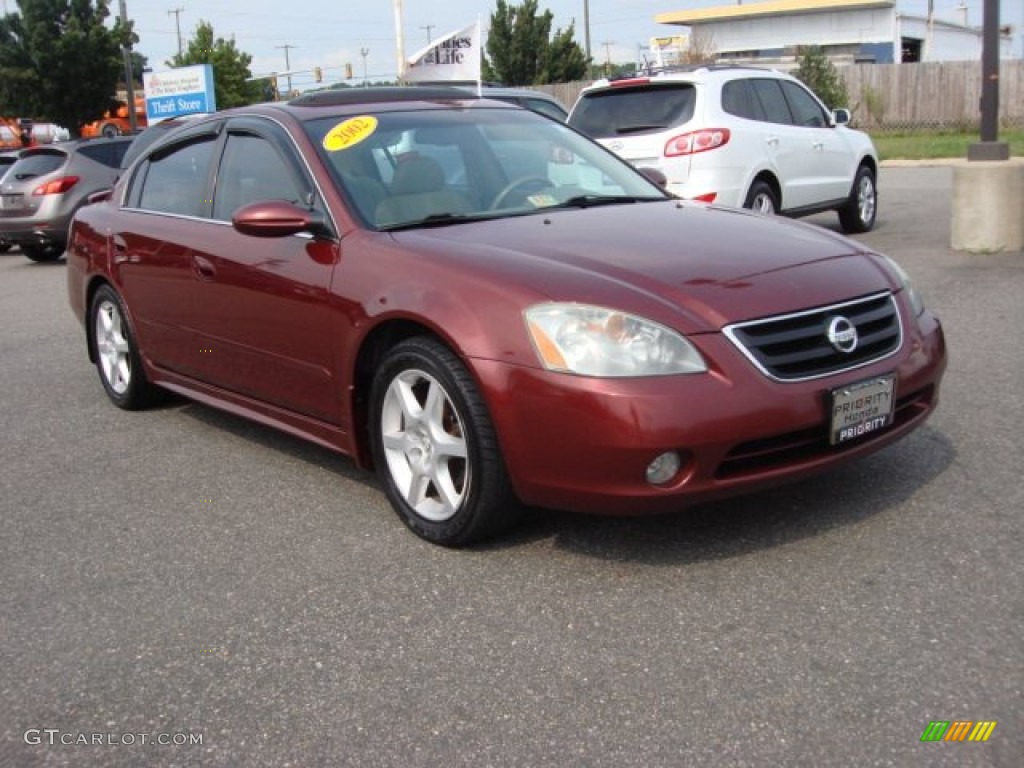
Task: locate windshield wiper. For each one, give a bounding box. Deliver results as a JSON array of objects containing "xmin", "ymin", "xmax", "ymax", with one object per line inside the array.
[
  {"xmin": 379, "ymin": 212, "xmax": 475, "ymax": 232},
  {"xmin": 552, "ymin": 194, "xmax": 665, "ymax": 209},
  {"xmin": 615, "ymin": 124, "xmax": 667, "ymax": 134}
]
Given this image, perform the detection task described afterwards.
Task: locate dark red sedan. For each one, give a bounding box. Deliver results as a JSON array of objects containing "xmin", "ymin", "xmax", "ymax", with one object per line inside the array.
[{"xmin": 67, "ymin": 87, "xmax": 946, "ymax": 546}]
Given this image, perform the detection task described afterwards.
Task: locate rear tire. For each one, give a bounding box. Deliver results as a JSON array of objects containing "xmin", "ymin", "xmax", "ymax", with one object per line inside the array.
[
  {"xmin": 743, "ymin": 181, "xmax": 778, "ymax": 215},
  {"xmin": 90, "ymin": 284, "xmax": 161, "ymax": 410},
  {"xmin": 0, "ymin": 241, "xmax": 11, "ymax": 254},
  {"xmin": 100, "ymin": 122, "xmax": 120, "ymax": 138},
  {"xmin": 20, "ymin": 243, "xmax": 64, "ymax": 262},
  {"xmin": 369, "ymin": 336, "xmax": 519, "ymax": 547},
  {"xmin": 837, "ymin": 165, "xmax": 877, "ymax": 233}
]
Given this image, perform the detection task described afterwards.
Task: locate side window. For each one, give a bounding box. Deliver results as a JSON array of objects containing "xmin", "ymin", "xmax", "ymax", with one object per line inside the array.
[
  {"xmin": 136, "ymin": 136, "xmax": 216, "ymax": 218},
  {"xmin": 721, "ymin": 80, "xmax": 763, "ymax": 121},
  {"xmin": 781, "ymin": 81, "xmax": 829, "ymax": 128},
  {"xmin": 749, "ymin": 79, "xmax": 794, "ymax": 125},
  {"xmin": 77, "ymin": 141, "xmax": 131, "ymax": 168},
  {"xmin": 213, "ymin": 133, "xmax": 303, "ymax": 221}
]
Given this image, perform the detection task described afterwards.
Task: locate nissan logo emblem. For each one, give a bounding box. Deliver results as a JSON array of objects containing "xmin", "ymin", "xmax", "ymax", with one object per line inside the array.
[{"xmin": 826, "ymin": 316, "xmax": 858, "ymax": 353}]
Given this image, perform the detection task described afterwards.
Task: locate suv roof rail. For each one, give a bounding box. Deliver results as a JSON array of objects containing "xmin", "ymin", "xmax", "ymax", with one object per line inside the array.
[{"xmin": 622, "ymin": 62, "xmax": 773, "ymax": 79}]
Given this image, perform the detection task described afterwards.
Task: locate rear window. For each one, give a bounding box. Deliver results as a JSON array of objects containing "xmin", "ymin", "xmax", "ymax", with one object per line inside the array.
[
  {"xmin": 7, "ymin": 151, "xmax": 67, "ymax": 180},
  {"xmin": 569, "ymin": 83, "xmax": 696, "ymax": 139}
]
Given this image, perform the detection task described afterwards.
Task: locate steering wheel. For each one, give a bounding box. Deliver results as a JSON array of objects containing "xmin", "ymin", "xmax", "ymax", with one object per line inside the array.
[{"xmin": 489, "ymin": 176, "xmax": 552, "ymax": 210}]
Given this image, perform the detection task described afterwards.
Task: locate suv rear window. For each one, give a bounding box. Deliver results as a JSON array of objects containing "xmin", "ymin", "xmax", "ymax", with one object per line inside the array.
[
  {"xmin": 569, "ymin": 83, "xmax": 696, "ymax": 139},
  {"xmin": 7, "ymin": 151, "xmax": 67, "ymax": 180}
]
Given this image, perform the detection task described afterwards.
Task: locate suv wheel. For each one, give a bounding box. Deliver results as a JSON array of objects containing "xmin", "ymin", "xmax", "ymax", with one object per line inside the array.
[
  {"xmin": 21, "ymin": 243, "xmax": 64, "ymax": 262},
  {"xmin": 744, "ymin": 181, "xmax": 778, "ymax": 215},
  {"xmin": 837, "ymin": 165, "xmax": 877, "ymax": 233}
]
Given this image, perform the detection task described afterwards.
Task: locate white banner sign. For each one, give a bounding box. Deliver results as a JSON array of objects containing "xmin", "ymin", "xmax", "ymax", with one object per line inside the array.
[{"xmin": 405, "ymin": 22, "xmax": 481, "ymax": 83}]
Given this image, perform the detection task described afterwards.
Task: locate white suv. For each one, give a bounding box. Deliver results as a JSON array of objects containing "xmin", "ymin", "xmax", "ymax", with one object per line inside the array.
[{"xmin": 568, "ymin": 65, "xmax": 879, "ymax": 233}]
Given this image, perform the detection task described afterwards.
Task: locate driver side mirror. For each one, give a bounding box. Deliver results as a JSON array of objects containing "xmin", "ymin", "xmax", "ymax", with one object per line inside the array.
[
  {"xmin": 232, "ymin": 200, "xmax": 330, "ymax": 238},
  {"xmin": 832, "ymin": 109, "xmax": 851, "ymax": 126}
]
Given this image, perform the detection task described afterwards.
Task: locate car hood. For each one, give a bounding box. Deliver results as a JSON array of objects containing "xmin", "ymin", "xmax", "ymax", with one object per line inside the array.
[{"xmin": 389, "ymin": 201, "xmax": 896, "ymax": 332}]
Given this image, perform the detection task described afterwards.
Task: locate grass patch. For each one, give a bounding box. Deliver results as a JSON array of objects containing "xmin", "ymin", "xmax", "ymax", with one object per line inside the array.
[{"xmin": 870, "ymin": 130, "xmax": 1024, "ymax": 160}]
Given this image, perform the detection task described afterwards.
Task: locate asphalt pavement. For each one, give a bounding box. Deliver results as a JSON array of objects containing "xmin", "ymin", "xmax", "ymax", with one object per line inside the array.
[{"xmin": 0, "ymin": 166, "xmax": 1021, "ymax": 767}]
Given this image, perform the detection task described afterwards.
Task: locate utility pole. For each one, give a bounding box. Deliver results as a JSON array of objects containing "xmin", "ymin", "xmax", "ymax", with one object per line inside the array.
[
  {"xmin": 420, "ymin": 25, "xmax": 435, "ymax": 44},
  {"xmin": 168, "ymin": 7, "xmax": 184, "ymax": 57},
  {"xmin": 276, "ymin": 44, "xmax": 297, "ymax": 95},
  {"xmin": 583, "ymin": 0, "xmax": 592, "ymax": 79},
  {"xmin": 602, "ymin": 40, "xmax": 615, "ymax": 75},
  {"xmin": 119, "ymin": 0, "xmax": 138, "ymax": 131},
  {"xmin": 360, "ymin": 48, "xmax": 370, "ymax": 87}
]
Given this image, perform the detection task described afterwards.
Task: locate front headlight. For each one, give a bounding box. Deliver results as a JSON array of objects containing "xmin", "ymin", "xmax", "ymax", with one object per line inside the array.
[
  {"xmin": 878, "ymin": 253, "xmax": 925, "ymax": 317},
  {"xmin": 524, "ymin": 303, "xmax": 707, "ymax": 377}
]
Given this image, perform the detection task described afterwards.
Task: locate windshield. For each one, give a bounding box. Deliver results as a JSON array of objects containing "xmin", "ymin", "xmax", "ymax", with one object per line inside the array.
[{"xmin": 304, "ymin": 107, "xmax": 668, "ymax": 230}]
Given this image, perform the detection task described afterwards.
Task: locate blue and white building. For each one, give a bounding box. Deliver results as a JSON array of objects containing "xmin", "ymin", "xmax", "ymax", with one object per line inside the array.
[{"xmin": 654, "ymin": 0, "xmax": 1015, "ymax": 65}]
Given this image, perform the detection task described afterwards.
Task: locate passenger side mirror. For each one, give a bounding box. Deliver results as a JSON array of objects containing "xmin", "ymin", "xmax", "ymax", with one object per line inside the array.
[{"xmin": 832, "ymin": 109, "xmax": 851, "ymax": 126}]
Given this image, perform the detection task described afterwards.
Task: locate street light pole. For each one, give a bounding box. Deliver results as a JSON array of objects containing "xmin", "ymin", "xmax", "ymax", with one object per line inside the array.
[{"xmin": 360, "ymin": 48, "xmax": 370, "ymax": 87}]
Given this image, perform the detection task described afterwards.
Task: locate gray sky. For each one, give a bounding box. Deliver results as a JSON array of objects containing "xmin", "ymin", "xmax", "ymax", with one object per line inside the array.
[{"xmin": 122, "ymin": 0, "xmax": 1020, "ymax": 88}]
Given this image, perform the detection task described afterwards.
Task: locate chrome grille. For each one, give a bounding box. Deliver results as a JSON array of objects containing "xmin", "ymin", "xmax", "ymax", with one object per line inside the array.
[{"xmin": 724, "ymin": 292, "xmax": 902, "ymax": 381}]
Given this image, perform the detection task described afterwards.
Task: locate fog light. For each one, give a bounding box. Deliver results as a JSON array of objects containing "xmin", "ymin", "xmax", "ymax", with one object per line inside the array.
[{"xmin": 646, "ymin": 451, "xmax": 681, "ymax": 485}]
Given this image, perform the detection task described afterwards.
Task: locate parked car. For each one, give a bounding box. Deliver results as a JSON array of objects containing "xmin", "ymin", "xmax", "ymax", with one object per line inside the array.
[
  {"xmin": 0, "ymin": 135, "xmax": 134, "ymax": 262},
  {"xmin": 414, "ymin": 82, "xmax": 568, "ymax": 120},
  {"xmin": 568, "ymin": 65, "xmax": 879, "ymax": 233},
  {"xmin": 67, "ymin": 86, "xmax": 945, "ymax": 546},
  {"xmin": 0, "ymin": 149, "xmax": 19, "ymax": 253},
  {"xmin": 464, "ymin": 86, "xmax": 568, "ymax": 120}
]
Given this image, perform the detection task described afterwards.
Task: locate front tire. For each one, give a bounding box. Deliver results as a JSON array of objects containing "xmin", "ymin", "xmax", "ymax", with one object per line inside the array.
[
  {"xmin": 743, "ymin": 181, "xmax": 779, "ymax": 215},
  {"xmin": 838, "ymin": 165, "xmax": 877, "ymax": 233},
  {"xmin": 90, "ymin": 284, "xmax": 160, "ymax": 410},
  {"xmin": 369, "ymin": 337, "xmax": 518, "ymax": 546},
  {"xmin": 100, "ymin": 122, "xmax": 120, "ymax": 138}
]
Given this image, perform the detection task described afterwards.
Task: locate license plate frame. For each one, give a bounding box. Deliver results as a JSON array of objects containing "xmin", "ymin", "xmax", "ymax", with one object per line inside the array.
[{"xmin": 829, "ymin": 374, "xmax": 896, "ymax": 445}]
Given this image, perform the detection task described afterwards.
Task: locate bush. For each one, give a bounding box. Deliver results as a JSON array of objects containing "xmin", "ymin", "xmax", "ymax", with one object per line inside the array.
[{"xmin": 794, "ymin": 46, "xmax": 849, "ymax": 110}]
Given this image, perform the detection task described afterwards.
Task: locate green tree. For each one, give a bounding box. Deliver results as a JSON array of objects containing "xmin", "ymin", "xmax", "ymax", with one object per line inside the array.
[
  {"xmin": 166, "ymin": 20, "xmax": 259, "ymax": 108},
  {"xmin": 794, "ymin": 45, "xmax": 849, "ymax": 110},
  {"xmin": 0, "ymin": 0, "xmax": 132, "ymax": 136},
  {"xmin": 483, "ymin": 0, "xmax": 588, "ymax": 85}
]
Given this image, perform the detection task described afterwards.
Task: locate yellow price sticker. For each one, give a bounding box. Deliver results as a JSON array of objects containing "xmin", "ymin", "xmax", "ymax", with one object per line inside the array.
[{"xmin": 322, "ymin": 116, "xmax": 378, "ymax": 152}]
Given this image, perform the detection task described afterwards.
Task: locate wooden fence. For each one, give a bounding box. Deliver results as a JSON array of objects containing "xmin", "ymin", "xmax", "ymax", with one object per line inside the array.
[{"xmin": 534, "ymin": 60, "xmax": 1024, "ymax": 132}]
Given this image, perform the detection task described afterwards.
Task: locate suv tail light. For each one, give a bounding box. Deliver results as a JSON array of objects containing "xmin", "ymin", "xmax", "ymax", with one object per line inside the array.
[
  {"xmin": 664, "ymin": 129, "xmax": 730, "ymax": 157},
  {"xmin": 33, "ymin": 176, "xmax": 80, "ymax": 196}
]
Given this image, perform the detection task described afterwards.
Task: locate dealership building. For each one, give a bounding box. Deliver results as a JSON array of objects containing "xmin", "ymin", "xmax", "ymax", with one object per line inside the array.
[{"xmin": 654, "ymin": 0, "xmax": 1014, "ymax": 65}]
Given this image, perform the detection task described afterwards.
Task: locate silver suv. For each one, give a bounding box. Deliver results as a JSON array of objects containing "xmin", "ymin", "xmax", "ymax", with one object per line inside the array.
[
  {"xmin": 568, "ymin": 65, "xmax": 879, "ymax": 233},
  {"xmin": 0, "ymin": 136, "xmax": 133, "ymax": 262}
]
